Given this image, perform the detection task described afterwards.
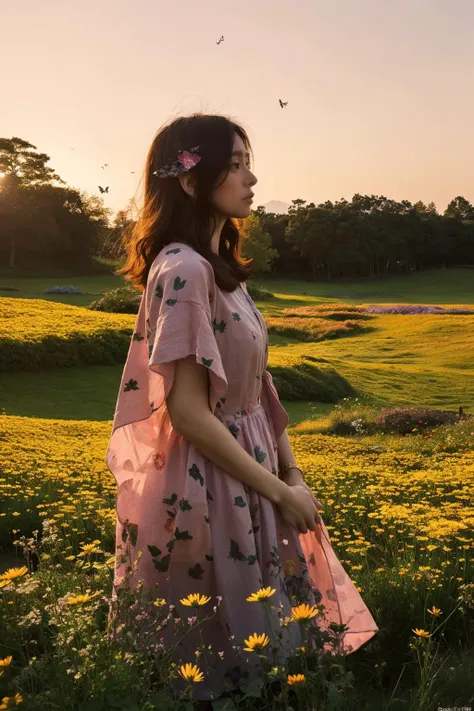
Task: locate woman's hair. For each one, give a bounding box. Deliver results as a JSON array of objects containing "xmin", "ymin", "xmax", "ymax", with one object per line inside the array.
[{"xmin": 117, "ymin": 113, "xmax": 255, "ymax": 292}]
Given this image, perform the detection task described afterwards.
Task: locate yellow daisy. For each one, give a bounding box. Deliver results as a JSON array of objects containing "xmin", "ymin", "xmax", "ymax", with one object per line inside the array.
[
  {"xmin": 179, "ymin": 594, "xmax": 211, "ymax": 607},
  {"xmin": 412, "ymin": 628, "xmax": 431, "ymax": 638},
  {"xmin": 243, "ymin": 633, "xmax": 270, "ymax": 652},
  {"xmin": 246, "ymin": 587, "xmax": 276, "ymax": 603},
  {"xmin": 287, "ymin": 673, "xmax": 306, "ymax": 685},
  {"xmin": 290, "ymin": 603, "xmax": 319, "ymax": 622},
  {"xmin": 77, "ymin": 543, "xmax": 101, "ymax": 557},
  {"xmin": 427, "ymin": 606, "xmax": 442, "ymax": 617},
  {"xmin": 0, "ymin": 567, "xmax": 28, "ymax": 582},
  {"xmin": 65, "ymin": 592, "xmax": 100, "ymax": 606},
  {"xmin": 0, "ymin": 657, "xmax": 12, "ymax": 668},
  {"xmin": 178, "ymin": 663, "xmax": 204, "ymax": 683}
]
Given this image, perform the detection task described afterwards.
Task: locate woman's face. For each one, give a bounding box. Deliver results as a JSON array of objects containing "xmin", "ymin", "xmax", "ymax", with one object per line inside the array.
[{"xmin": 211, "ymin": 132, "xmax": 258, "ymax": 218}]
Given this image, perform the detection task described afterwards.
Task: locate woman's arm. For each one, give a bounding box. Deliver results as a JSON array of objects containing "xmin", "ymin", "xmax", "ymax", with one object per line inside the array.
[
  {"xmin": 277, "ymin": 428, "xmax": 305, "ymax": 486},
  {"xmin": 167, "ymin": 355, "xmax": 291, "ymax": 505}
]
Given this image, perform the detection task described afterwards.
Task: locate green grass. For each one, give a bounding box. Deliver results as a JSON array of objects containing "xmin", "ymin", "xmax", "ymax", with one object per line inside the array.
[
  {"xmin": 264, "ymin": 314, "xmax": 474, "ymax": 412},
  {"xmin": 0, "ymin": 361, "xmax": 333, "ymax": 424},
  {"xmin": 259, "ymin": 267, "xmax": 474, "ymax": 306},
  {"xmin": 3, "ymin": 267, "xmax": 474, "ymax": 309},
  {"xmin": 2, "ymin": 269, "xmax": 474, "ymax": 420},
  {"xmin": 0, "ymin": 275, "xmax": 124, "ymax": 308}
]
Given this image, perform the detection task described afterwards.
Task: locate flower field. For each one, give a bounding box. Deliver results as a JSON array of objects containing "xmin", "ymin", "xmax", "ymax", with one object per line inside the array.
[{"xmin": 0, "ymin": 277, "xmax": 473, "ymax": 710}]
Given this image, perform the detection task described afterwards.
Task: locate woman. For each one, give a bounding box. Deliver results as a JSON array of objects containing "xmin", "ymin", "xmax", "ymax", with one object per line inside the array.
[{"xmin": 105, "ymin": 113, "xmax": 378, "ymax": 703}]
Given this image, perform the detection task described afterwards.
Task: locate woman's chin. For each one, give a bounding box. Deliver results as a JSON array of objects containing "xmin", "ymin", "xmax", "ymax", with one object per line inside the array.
[{"xmin": 232, "ymin": 203, "xmax": 253, "ymax": 218}]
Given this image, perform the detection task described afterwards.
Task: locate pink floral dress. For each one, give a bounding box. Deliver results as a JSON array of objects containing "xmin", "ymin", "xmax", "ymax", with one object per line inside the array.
[{"xmin": 105, "ymin": 242, "xmax": 378, "ymax": 700}]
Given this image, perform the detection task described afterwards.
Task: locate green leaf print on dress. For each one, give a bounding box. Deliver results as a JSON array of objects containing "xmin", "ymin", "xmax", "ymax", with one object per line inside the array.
[
  {"xmin": 228, "ymin": 538, "xmax": 247, "ymax": 562},
  {"xmin": 215, "ymin": 396, "xmax": 227, "ymax": 410},
  {"xmin": 174, "ymin": 528, "xmax": 193, "ymax": 541},
  {"xmin": 156, "ymin": 273, "xmax": 186, "ymax": 304},
  {"xmin": 228, "ymin": 538, "xmax": 258, "ymax": 566},
  {"xmin": 233, "ymin": 496, "xmax": 247, "ymax": 508},
  {"xmin": 188, "ymin": 563, "xmax": 205, "ymax": 580},
  {"xmin": 213, "ymin": 318, "xmax": 227, "ymax": 334},
  {"xmin": 124, "ymin": 379, "xmax": 139, "ymax": 392},
  {"xmin": 121, "ymin": 519, "xmax": 138, "ymax": 547},
  {"xmin": 147, "ymin": 544, "xmax": 171, "ymax": 573},
  {"xmin": 165, "ymin": 248, "xmax": 182, "ymax": 255},
  {"xmin": 189, "ymin": 463, "xmax": 204, "ymax": 486},
  {"xmin": 165, "ymin": 276, "xmax": 187, "ymax": 306},
  {"xmin": 228, "ymin": 423, "xmax": 240, "ymax": 439},
  {"xmin": 254, "ymin": 445, "xmax": 267, "ymax": 463}
]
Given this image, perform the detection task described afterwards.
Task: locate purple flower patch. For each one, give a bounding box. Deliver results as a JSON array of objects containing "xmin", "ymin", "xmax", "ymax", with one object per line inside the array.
[{"xmin": 363, "ymin": 305, "xmax": 474, "ymax": 315}]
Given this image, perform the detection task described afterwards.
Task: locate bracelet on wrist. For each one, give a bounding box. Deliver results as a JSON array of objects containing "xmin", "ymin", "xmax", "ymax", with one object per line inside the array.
[{"xmin": 282, "ymin": 462, "xmax": 304, "ymax": 478}]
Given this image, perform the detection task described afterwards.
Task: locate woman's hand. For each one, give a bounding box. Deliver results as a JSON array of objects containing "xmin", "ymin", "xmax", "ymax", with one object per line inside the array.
[
  {"xmin": 277, "ymin": 484, "xmax": 324, "ymax": 535},
  {"xmin": 284, "ymin": 471, "xmax": 324, "ymax": 518}
]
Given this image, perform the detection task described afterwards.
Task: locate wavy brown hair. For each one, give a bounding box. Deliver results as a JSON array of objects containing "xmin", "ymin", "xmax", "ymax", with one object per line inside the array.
[{"xmin": 117, "ymin": 113, "xmax": 255, "ymax": 293}]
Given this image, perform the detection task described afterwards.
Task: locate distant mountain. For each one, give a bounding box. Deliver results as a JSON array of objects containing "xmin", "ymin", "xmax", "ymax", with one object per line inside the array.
[{"xmin": 261, "ymin": 200, "xmax": 290, "ymax": 214}]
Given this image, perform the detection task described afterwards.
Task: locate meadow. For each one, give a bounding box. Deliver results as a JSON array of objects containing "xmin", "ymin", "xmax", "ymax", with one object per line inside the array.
[{"xmin": 0, "ymin": 267, "xmax": 473, "ymax": 710}]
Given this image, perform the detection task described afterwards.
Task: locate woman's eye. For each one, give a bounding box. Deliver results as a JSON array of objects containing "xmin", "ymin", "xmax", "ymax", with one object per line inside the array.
[{"xmin": 232, "ymin": 161, "xmax": 252, "ymax": 170}]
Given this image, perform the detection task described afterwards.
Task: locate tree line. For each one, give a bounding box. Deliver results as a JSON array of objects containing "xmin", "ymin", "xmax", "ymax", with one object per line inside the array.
[{"xmin": 1, "ymin": 136, "xmax": 473, "ymax": 279}]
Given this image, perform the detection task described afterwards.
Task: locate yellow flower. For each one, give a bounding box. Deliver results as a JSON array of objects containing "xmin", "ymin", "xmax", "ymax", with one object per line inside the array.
[
  {"xmin": 0, "ymin": 692, "xmax": 23, "ymax": 708},
  {"xmin": 177, "ymin": 663, "xmax": 204, "ymax": 683},
  {"xmin": 65, "ymin": 592, "xmax": 100, "ymax": 606},
  {"xmin": 179, "ymin": 594, "xmax": 211, "ymax": 608},
  {"xmin": 427, "ymin": 606, "xmax": 442, "ymax": 617},
  {"xmin": 290, "ymin": 603, "xmax": 319, "ymax": 622},
  {"xmin": 153, "ymin": 597, "xmax": 167, "ymax": 607},
  {"xmin": 0, "ymin": 567, "xmax": 28, "ymax": 582},
  {"xmin": 246, "ymin": 587, "xmax": 276, "ymax": 603},
  {"xmin": 0, "ymin": 657, "xmax": 12, "ymax": 668},
  {"xmin": 243, "ymin": 632, "xmax": 270, "ymax": 652},
  {"xmin": 412, "ymin": 628, "xmax": 431, "ymax": 638},
  {"xmin": 77, "ymin": 543, "xmax": 101, "ymax": 557},
  {"xmin": 287, "ymin": 673, "xmax": 306, "ymax": 685}
]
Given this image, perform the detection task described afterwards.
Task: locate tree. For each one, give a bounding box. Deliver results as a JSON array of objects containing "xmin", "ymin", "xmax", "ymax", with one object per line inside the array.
[
  {"xmin": 0, "ymin": 137, "xmax": 110, "ymax": 269},
  {"xmin": 241, "ymin": 213, "xmax": 279, "ymax": 274},
  {"xmin": 444, "ymin": 196, "xmax": 474, "ymax": 222}
]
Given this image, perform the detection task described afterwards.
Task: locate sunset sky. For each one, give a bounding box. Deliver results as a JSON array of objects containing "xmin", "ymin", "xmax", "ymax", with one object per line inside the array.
[{"xmin": 2, "ymin": 0, "xmax": 473, "ymax": 217}]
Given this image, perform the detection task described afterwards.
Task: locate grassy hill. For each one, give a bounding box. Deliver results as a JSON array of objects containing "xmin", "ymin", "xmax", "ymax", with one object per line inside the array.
[{"xmin": 1, "ymin": 269, "xmax": 474, "ymax": 420}]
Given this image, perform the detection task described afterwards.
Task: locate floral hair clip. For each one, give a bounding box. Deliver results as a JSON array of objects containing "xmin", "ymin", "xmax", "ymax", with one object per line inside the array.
[{"xmin": 153, "ymin": 145, "xmax": 201, "ymax": 179}]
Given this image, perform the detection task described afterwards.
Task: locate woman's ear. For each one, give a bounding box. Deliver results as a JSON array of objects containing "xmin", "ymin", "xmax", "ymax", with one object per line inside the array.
[{"xmin": 178, "ymin": 173, "xmax": 196, "ymax": 198}]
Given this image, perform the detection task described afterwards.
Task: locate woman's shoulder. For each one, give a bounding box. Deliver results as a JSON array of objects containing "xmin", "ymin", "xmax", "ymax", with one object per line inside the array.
[
  {"xmin": 149, "ymin": 242, "xmax": 214, "ymax": 287},
  {"xmin": 157, "ymin": 241, "xmax": 208, "ymax": 263}
]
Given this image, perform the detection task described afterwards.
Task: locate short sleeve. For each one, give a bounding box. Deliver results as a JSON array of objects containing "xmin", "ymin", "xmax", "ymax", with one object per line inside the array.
[
  {"xmin": 261, "ymin": 369, "xmax": 289, "ymax": 440},
  {"xmin": 146, "ymin": 248, "xmax": 228, "ymax": 416}
]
